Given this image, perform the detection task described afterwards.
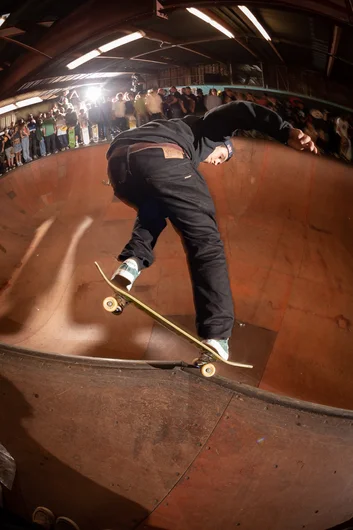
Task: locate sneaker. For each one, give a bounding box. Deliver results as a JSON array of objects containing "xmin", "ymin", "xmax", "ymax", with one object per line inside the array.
[
  {"xmin": 55, "ymin": 516, "xmax": 80, "ymax": 530},
  {"xmin": 32, "ymin": 506, "xmax": 55, "ymax": 529},
  {"xmin": 202, "ymin": 339, "xmax": 229, "ymax": 361},
  {"xmin": 47, "ymin": 152, "xmax": 52, "ymax": 156},
  {"xmin": 111, "ymin": 258, "xmax": 140, "ymax": 291}
]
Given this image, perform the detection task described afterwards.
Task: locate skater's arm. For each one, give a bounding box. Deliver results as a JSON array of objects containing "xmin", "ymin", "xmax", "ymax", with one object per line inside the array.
[
  {"xmin": 203, "ymin": 101, "xmax": 293, "ymax": 144},
  {"xmin": 202, "ymin": 101, "xmax": 317, "ymax": 153}
]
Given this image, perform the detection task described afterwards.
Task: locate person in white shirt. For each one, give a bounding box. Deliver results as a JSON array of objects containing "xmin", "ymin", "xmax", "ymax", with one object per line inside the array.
[
  {"xmin": 145, "ymin": 89, "xmax": 163, "ymax": 120},
  {"xmin": 112, "ymin": 93, "xmax": 128, "ymax": 131}
]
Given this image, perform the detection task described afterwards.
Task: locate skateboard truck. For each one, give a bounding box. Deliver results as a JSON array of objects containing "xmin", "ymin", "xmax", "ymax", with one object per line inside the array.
[
  {"xmin": 103, "ymin": 295, "xmax": 130, "ymax": 315},
  {"xmin": 192, "ymin": 352, "xmax": 218, "ymax": 378}
]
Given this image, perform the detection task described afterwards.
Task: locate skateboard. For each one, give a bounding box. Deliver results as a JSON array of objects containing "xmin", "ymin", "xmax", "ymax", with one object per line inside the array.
[
  {"xmin": 68, "ymin": 127, "xmax": 76, "ymax": 149},
  {"xmin": 82, "ymin": 125, "xmax": 90, "ymax": 146},
  {"xmin": 92, "ymin": 123, "xmax": 99, "ymax": 143},
  {"xmin": 95, "ymin": 262, "xmax": 253, "ymax": 378}
]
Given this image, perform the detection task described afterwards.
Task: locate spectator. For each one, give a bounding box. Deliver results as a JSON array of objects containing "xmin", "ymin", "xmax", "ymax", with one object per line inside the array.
[
  {"xmin": 55, "ymin": 111, "xmax": 69, "ymax": 151},
  {"xmin": 12, "ymin": 125, "xmax": 23, "ymax": 167},
  {"xmin": 18, "ymin": 119, "xmax": 32, "ymax": 163},
  {"xmin": 195, "ymin": 88, "xmax": 206, "ymax": 115},
  {"xmin": 124, "ymin": 92, "xmax": 136, "ymax": 128},
  {"xmin": 112, "ymin": 92, "xmax": 128, "ymax": 131},
  {"xmin": 336, "ymin": 114, "xmax": 352, "ymax": 161},
  {"xmin": 2, "ymin": 127, "xmax": 15, "ymax": 170},
  {"xmin": 0, "ymin": 134, "xmax": 6, "ymax": 175},
  {"xmin": 42, "ymin": 112, "xmax": 57, "ymax": 155},
  {"xmin": 145, "ymin": 88, "xmax": 163, "ymax": 120},
  {"xmin": 98, "ymin": 96, "xmax": 112, "ymax": 141},
  {"xmin": 222, "ymin": 88, "xmax": 236, "ymax": 104},
  {"xmin": 27, "ymin": 114, "xmax": 38, "ymax": 159},
  {"xmin": 181, "ymin": 86, "xmax": 196, "ymax": 114},
  {"xmin": 57, "ymin": 90, "xmax": 70, "ymax": 111},
  {"xmin": 69, "ymin": 89, "xmax": 80, "ymax": 111},
  {"xmin": 157, "ymin": 88, "xmax": 168, "ymax": 115},
  {"xmin": 78, "ymin": 108, "xmax": 90, "ymax": 144},
  {"xmin": 66, "ymin": 105, "xmax": 80, "ymax": 147},
  {"xmin": 35, "ymin": 118, "xmax": 46, "ymax": 157},
  {"xmin": 205, "ymin": 88, "xmax": 222, "ymax": 111},
  {"xmin": 167, "ymin": 86, "xmax": 185, "ymax": 118},
  {"xmin": 87, "ymin": 102, "xmax": 100, "ymax": 139},
  {"xmin": 134, "ymin": 92, "xmax": 148, "ymax": 127}
]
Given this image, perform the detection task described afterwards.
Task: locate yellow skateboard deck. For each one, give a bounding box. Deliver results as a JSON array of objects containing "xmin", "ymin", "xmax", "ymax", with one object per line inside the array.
[{"xmin": 95, "ymin": 262, "xmax": 253, "ymax": 377}]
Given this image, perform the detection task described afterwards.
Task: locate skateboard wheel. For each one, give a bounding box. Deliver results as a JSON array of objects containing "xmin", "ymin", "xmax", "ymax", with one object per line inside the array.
[
  {"xmin": 103, "ymin": 296, "xmax": 121, "ymax": 314},
  {"xmin": 201, "ymin": 363, "xmax": 216, "ymax": 378},
  {"xmin": 192, "ymin": 357, "xmax": 201, "ymax": 367}
]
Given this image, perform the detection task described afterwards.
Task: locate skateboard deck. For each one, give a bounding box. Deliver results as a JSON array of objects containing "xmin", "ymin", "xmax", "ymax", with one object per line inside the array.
[
  {"xmin": 82, "ymin": 126, "xmax": 90, "ymax": 146},
  {"xmin": 92, "ymin": 123, "xmax": 99, "ymax": 142},
  {"xmin": 95, "ymin": 262, "xmax": 253, "ymax": 377},
  {"xmin": 68, "ymin": 127, "xmax": 76, "ymax": 149}
]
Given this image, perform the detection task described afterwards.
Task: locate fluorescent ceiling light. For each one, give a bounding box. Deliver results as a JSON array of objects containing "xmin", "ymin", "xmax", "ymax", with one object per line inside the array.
[
  {"xmin": 98, "ymin": 31, "xmax": 145, "ymax": 53},
  {"xmin": 186, "ymin": 8, "xmax": 234, "ymax": 39},
  {"xmin": 238, "ymin": 6, "xmax": 271, "ymax": 41},
  {"xmin": 0, "ymin": 13, "xmax": 10, "ymax": 28},
  {"xmin": 16, "ymin": 96, "xmax": 43, "ymax": 108},
  {"xmin": 67, "ymin": 49, "xmax": 101, "ymax": 70},
  {"xmin": 0, "ymin": 104, "xmax": 16, "ymax": 115}
]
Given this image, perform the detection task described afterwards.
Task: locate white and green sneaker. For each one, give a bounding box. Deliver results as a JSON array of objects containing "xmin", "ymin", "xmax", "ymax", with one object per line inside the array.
[
  {"xmin": 202, "ymin": 339, "xmax": 229, "ymax": 361},
  {"xmin": 111, "ymin": 258, "xmax": 140, "ymax": 291}
]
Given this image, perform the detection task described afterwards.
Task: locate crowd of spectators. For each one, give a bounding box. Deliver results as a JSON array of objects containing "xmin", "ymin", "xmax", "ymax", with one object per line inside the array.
[{"xmin": 0, "ymin": 85, "xmax": 351, "ymax": 176}]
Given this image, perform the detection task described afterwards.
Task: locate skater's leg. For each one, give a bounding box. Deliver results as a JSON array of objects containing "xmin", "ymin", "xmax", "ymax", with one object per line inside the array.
[
  {"xmin": 119, "ymin": 200, "xmax": 167, "ymax": 268},
  {"xmin": 129, "ymin": 149, "xmax": 234, "ymax": 342}
]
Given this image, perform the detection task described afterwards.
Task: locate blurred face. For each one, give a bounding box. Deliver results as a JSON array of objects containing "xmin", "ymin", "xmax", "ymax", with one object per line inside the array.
[
  {"xmin": 170, "ymin": 86, "xmax": 176, "ymax": 94},
  {"xmin": 204, "ymin": 146, "xmax": 229, "ymax": 166},
  {"xmin": 185, "ymin": 88, "xmax": 191, "ymax": 95},
  {"xmin": 211, "ymin": 89, "xmax": 217, "ymax": 96}
]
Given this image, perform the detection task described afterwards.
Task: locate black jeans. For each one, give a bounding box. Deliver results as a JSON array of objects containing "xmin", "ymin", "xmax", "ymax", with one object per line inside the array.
[
  {"xmin": 44, "ymin": 134, "xmax": 56, "ymax": 154},
  {"xmin": 29, "ymin": 131, "xmax": 38, "ymax": 158},
  {"xmin": 57, "ymin": 134, "xmax": 68, "ymax": 149},
  {"xmin": 107, "ymin": 146, "xmax": 234, "ymax": 340}
]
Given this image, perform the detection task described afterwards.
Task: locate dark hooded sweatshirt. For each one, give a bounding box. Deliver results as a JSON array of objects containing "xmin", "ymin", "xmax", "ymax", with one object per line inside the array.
[{"xmin": 107, "ymin": 101, "xmax": 292, "ymax": 167}]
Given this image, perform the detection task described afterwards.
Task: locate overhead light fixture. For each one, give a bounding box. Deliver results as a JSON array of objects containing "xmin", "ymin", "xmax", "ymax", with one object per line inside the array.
[
  {"xmin": 0, "ymin": 13, "xmax": 10, "ymax": 28},
  {"xmin": 67, "ymin": 49, "xmax": 101, "ymax": 70},
  {"xmin": 238, "ymin": 6, "xmax": 271, "ymax": 41},
  {"xmin": 16, "ymin": 96, "xmax": 43, "ymax": 108},
  {"xmin": 186, "ymin": 8, "xmax": 234, "ymax": 39},
  {"xmin": 86, "ymin": 86, "xmax": 102, "ymax": 101},
  {"xmin": 0, "ymin": 104, "xmax": 16, "ymax": 115},
  {"xmin": 98, "ymin": 31, "xmax": 145, "ymax": 53}
]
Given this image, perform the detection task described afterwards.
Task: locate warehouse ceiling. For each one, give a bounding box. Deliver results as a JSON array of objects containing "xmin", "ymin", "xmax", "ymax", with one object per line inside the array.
[{"xmin": 0, "ymin": 0, "xmax": 352, "ymax": 101}]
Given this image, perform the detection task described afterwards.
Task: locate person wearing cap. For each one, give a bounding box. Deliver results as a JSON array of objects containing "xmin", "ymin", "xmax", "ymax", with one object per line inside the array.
[{"xmin": 106, "ymin": 100, "xmax": 317, "ymax": 361}]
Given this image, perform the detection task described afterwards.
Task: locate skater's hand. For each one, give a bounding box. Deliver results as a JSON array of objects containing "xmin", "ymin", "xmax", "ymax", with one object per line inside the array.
[{"xmin": 288, "ymin": 128, "xmax": 318, "ymax": 154}]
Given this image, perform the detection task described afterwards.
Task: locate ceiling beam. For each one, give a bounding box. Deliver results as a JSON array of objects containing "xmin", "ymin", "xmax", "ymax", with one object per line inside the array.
[
  {"xmin": 274, "ymin": 37, "xmax": 353, "ymax": 68},
  {"xmin": 131, "ymin": 37, "xmax": 226, "ymax": 64},
  {"xmin": 201, "ymin": 8, "xmax": 259, "ymax": 59},
  {"xmin": 162, "ymin": 1, "xmax": 351, "ymax": 25},
  {"xmin": 345, "ymin": 0, "xmax": 353, "ymax": 22},
  {"xmin": 0, "ymin": 36, "xmax": 52, "ymax": 59},
  {"xmin": 0, "ymin": 27, "xmax": 25, "ymax": 38},
  {"xmin": 233, "ymin": 6, "xmax": 284, "ymax": 63},
  {"xmin": 327, "ymin": 25, "xmax": 342, "ymax": 77}
]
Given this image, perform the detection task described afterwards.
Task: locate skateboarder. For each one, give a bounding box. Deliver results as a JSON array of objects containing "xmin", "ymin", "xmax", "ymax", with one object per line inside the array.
[{"xmin": 106, "ymin": 100, "xmax": 317, "ymax": 361}]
